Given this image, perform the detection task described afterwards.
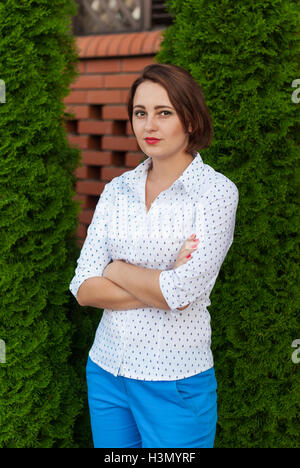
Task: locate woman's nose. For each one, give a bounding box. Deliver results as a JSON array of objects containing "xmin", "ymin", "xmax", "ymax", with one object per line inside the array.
[{"xmin": 144, "ymin": 116, "xmax": 158, "ymax": 131}]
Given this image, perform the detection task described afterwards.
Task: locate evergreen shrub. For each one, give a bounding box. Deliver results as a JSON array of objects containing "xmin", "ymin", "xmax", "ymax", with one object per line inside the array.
[{"xmin": 0, "ymin": 0, "xmax": 87, "ymax": 448}]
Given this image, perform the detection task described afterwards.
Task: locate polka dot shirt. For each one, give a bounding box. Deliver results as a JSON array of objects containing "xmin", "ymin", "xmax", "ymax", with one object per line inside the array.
[{"xmin": 69, "ymin": 153, "xmax": 239, "ymax": 381}]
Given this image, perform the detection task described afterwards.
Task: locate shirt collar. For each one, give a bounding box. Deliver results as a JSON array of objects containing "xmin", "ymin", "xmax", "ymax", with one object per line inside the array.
[{"xmin": 126, "ymin": 152, "xmax": 204, "ymax": 197}]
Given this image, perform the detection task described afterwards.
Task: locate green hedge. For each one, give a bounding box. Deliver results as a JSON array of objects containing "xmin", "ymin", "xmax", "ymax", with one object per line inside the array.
[
  {"xmin": 0, "ymin": 0, "xmax": 86, "ymax": 448},
  {"xmin": 155, "ymin": 0, "xmax": 300, "ymax": 448}
]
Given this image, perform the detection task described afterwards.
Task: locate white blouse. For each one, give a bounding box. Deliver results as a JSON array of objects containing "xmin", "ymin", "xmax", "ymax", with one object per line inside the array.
[{"xmin": 69, "ymin": 153, "xmax": 239, "ymax": 380}]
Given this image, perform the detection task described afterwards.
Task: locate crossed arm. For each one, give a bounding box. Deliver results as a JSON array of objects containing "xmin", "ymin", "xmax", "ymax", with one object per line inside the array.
[{"xmin": 76, "ymin": 260, "xmax": 189, "ymax": 311}]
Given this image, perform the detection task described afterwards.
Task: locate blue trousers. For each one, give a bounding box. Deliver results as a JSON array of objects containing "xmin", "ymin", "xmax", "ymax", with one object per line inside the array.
[{"xmin": 86, "ymin": 356, "xmax": 218, "ymax": 448}]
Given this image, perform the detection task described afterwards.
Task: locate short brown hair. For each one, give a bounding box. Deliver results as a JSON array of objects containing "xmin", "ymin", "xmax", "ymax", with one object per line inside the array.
[{"xmin": 127, "ymin": 63, "xmax": 213, "ymax": 157}]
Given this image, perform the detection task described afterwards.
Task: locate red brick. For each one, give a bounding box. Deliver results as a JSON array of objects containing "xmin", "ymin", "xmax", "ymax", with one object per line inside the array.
[
  {"xmin": 68, "ymin": 135, "xmax": 88, "ymax": 149},
  {"xmin": 103, "ymin": 73, "xmax": 139, "ymax": 89},
  {"xmin": 129, "ymin": 33, "xmax": 149, "ymax": 56},
  {"xmin": 65, "ymin": 105, "xmax": 89, "ymax": 119},
  {"xmin": 70, "ymin": 75, "xmax": 104, "ymax": 89},
  {"xmin": 102, "ymin": 105, "xmax": 128, "ymax": 120},
  {"xmin": 75, "ymin": 165, "xmax": 99, "ymax": 179},
  {"xmin": 64, "ymin": 90, "xmax": 87, "ymax": 104},
  {"xmin": 87, "ymin": 90, "xmax": 122, "ymax": 104},
  {"xmin": 102, "ymin": 136, "xmax": 139, "ymax": 151},
  {"xmin": 73, "ymin": 194, "xmax": 91, "ymax": 209},
  {"xmin": 86, "ymin": 58, "xmax": 121, "ymax": 74},
  {"xmin": 85, "ymin": 36, "xmax": 103, "ymax": 57},
  {"xmin": 78, "ymin": 120, "xmax": 114, "ymax": 135},
  {"xmin": 75, "ymin": 60, "xmax": 85, "ymax": 73},
  {"xmin": 126, "ymin": 121, "xmax": 134, "ymax": 135},
  {"xmin": 77, "ymin": 223, "xmax": 87, "ymax": 240},
  {"xmin": 76, "ymin": 31, "xmax": 164, "ymax": 58},
  {"xmin": 75, "ymin": 166, "xmax": 88, "ymax": 179},
  {"xmin": 106, "ymin": 33, "xmax": 128, "ymax": 56},
  {"xmin": 79, "ymin": 209, "xmax": 94, "ymax": 225},
  {"xmin": 125, "ymin": 152, "xmax": 145, "ymax": 167},
  {"xmin": 81, "ymin": 150, "xmax": 114, "ymax": 166},
  {"xmin": 101, "ymin": 166, "xmax": 130, "ymax": 180},
  {"xmin": 96, "ymin": 34, "xmax": 116, "ymax": 57},
  {"xmin": 68, "ymin": 135, "xmax": 100, "ymax": 150},
  {"xmin": 121, "ymin": 56, "xmax": 155, "ymax": 72},
  {"xmin": 76, "ymin": 180, "xmax": 106, "ymax": 196},
  {"xmin": 65, "ymin": 105, "xmax": 102, "ymax": 120},
  {"xmin": 77, "ymin": 36, "xmax": 92, "ymax": 57},
  {"xmin": 118, "ymin": 33, "xmax": 139, "ymax": 56},
  {"xmin": 142, "ymin": 30, "xmax": 163, "ymax": 54},
  {"xmin": 125, "ymin": 33, "xmax": 142, "ymax": 55},
  {"xmin": 121, "ymin": 89, "xmax": 132, "ymax": 103}
]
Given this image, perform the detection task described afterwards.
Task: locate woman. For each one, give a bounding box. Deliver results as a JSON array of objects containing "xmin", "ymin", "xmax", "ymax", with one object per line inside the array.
[{"xmin": 69, "ymin": 63, "xmax": 239, "ymax": 448}]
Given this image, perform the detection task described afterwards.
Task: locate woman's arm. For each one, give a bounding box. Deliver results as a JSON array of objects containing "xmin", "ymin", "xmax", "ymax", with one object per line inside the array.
[
  {"xmin": 77, "ymin": 276, "xmax": 150, "ymax": 310},
  {"xmin": 78, "ymin": 263, "xmax": 189, "ymax": 311},
  {"xmin": 103, "ymin": 260, "xmax": 172, "ymax": 310}
]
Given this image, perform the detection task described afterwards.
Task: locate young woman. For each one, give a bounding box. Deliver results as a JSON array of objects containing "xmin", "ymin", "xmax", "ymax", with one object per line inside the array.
[{"xmin": 69, "ymin": 63, "xmax": 239, "ymax": 448}]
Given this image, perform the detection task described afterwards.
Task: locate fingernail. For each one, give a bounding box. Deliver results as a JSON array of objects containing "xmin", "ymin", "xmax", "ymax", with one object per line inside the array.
[{"xmin": 186, "ymin": 254, "xmax": 191, "ymax": 258}]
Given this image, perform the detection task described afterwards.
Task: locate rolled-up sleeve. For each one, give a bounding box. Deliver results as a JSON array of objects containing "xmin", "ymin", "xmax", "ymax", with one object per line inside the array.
[
  {"xmin": 69, "ymin": 181, "xmax": 114, "ymax": 301},
  {"xmin": 159, "ymin": 181, "xmax": 239, "ymax": 314}
]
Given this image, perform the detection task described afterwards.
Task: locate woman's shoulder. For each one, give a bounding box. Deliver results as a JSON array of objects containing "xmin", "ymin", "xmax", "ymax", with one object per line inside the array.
[{"xmin": 201, "ymin": 162, "xmax": 239, "ymax": 201}]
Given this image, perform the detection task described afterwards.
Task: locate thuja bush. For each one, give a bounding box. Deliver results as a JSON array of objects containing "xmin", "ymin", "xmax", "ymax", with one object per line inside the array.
[
  {"xmin": 0, "ymin": 0, "xmax": 85, "ymax": 447},
  {"xmin": 156, "ymin": 0, "xmax": 300, "ymax": 448}
]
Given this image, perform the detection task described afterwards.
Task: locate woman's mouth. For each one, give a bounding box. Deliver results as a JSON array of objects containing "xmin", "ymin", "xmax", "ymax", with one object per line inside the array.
[{"xmin": 145, "ymin": 138, "xmax": 161, "ymax": 145}]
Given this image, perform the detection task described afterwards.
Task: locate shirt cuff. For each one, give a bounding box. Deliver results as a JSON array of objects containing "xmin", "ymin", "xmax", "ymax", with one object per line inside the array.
[
  {"xmin": 159, "ymin": 269, "xmax": 187, "ymax": 315},
  {"xmin": 69, "ymin": 268, "xmax": 106, "ymax": 301}
]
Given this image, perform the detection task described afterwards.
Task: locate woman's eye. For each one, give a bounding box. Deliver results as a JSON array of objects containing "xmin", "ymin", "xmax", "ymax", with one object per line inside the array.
[{"xmin": 134, "ymin": 111, "xmax": 171, "ymax": 117}]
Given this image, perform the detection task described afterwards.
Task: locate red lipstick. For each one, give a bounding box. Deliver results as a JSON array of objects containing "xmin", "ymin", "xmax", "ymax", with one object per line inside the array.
[{"xmin": 145, "ymin": 138, "xmax": 161, "ymax": 145}]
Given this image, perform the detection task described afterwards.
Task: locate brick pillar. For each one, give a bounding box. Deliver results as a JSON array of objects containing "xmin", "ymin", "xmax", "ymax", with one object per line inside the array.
[{"xmin": 64, "ymin": 30, "xmax": 164, "ymax": 245}]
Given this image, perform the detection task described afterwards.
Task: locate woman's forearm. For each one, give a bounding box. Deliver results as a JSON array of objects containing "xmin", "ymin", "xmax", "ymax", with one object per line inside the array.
[
  {"xmin": 103, "ymin": 261, "xmax": 189, "ymax": 311},
  {"xmin": 103, "ymin": 260, "xmax": 170, "ymax": 309},
  {"xmin": 77, "ymin": 276, "xmax": 150, "ymax": 310}
]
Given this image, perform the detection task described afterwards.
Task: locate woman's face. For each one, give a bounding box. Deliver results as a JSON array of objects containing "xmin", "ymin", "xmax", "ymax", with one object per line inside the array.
[{"xmin": 132, "ymin": 81, "xmax": 191, "ymax": 160}]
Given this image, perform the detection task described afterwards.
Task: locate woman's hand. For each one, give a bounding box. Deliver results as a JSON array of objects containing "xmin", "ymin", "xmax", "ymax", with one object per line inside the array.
[{"xmin": 173, "ymin": 234, "xmax": 200, "ymax": 270}]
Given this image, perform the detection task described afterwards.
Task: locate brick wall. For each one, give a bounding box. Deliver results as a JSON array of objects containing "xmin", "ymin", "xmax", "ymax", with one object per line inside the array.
[{"xmin": 64, "ymin": 30, "xmax": 164, "ymax": 246}]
